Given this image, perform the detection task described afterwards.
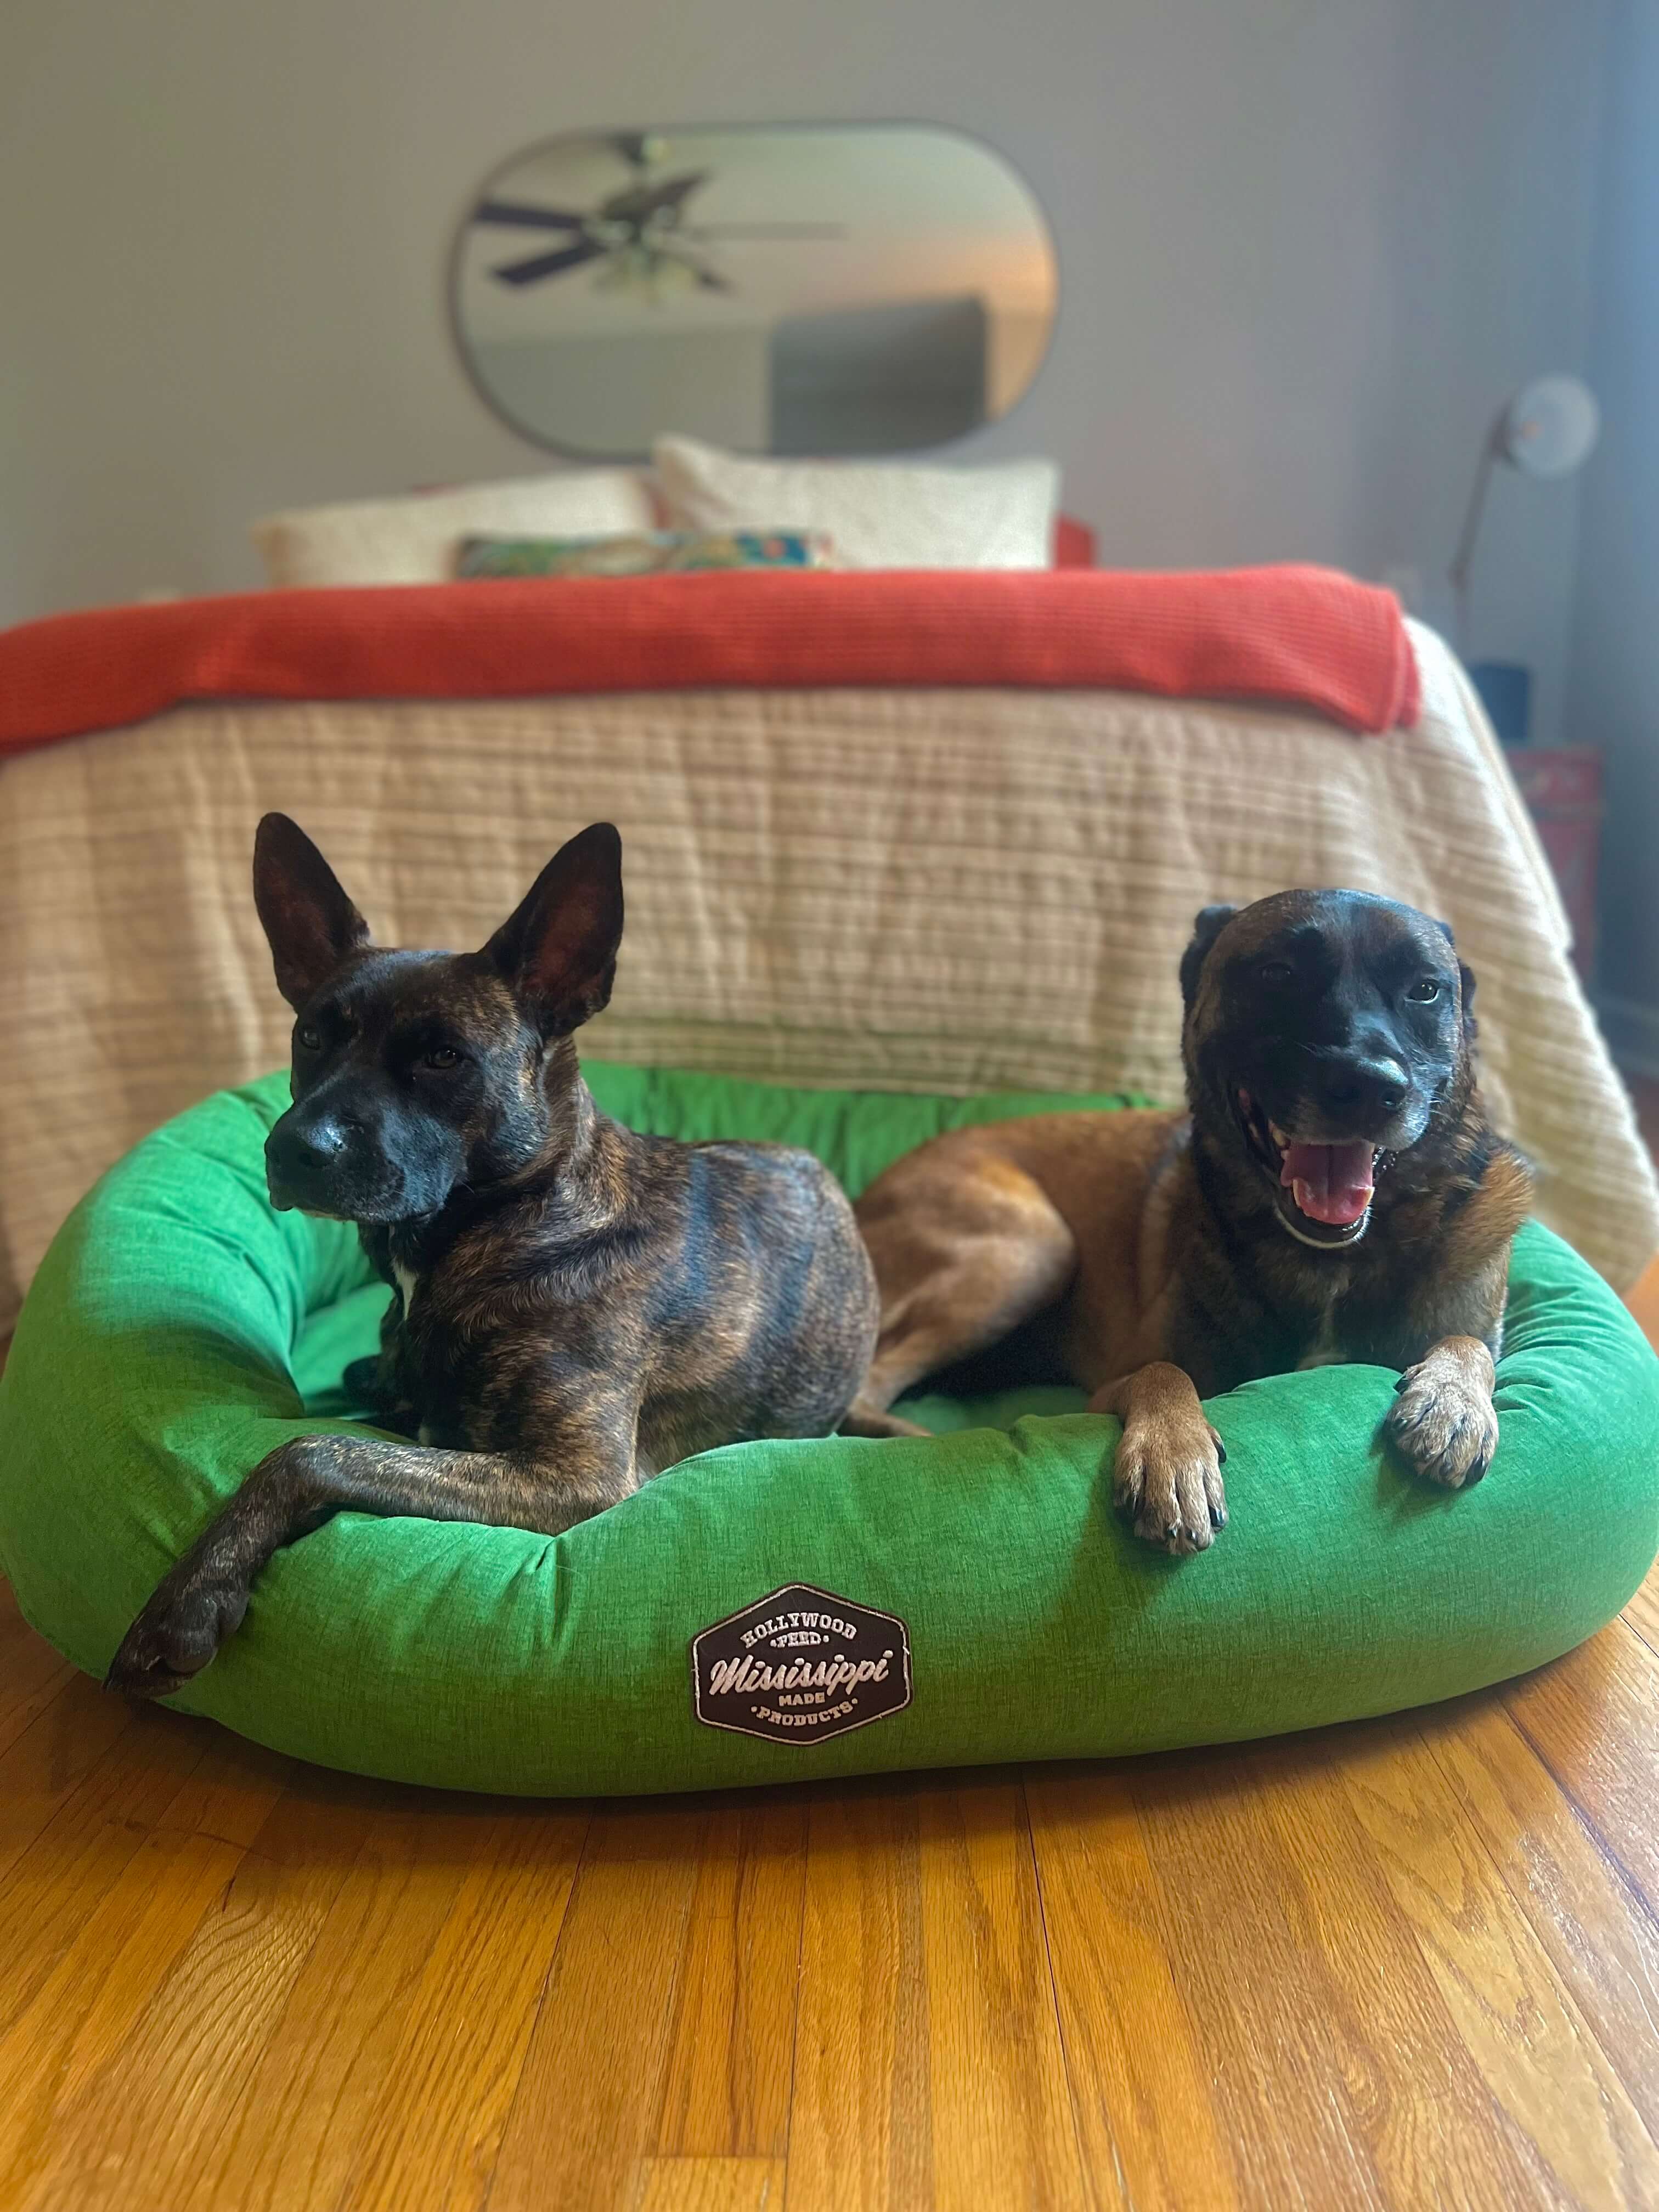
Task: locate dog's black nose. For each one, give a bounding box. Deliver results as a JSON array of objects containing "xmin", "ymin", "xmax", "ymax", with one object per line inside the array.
[
  {"xmin": 1318, "ymin": 1053, "xmax": 1408, "ymax": 1121},
  {"xmin": 268, "ymin": 1116, "xmax": 349, "ymax": 1178}
]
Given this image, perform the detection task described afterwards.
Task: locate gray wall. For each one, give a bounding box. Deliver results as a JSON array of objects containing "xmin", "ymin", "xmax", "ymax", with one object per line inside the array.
[
  {"xmin": 1565, "ymin": 0, "xmax": 1659, "ymax": 1060},
  {"xmin": 0, "ymin": 1, "xmax": 1608, "ymax": 748}
]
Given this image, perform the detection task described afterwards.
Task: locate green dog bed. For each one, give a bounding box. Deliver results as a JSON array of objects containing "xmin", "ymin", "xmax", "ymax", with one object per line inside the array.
[{"xmin": 2, "ymin": 1066, "xmax": 1656, "ymax": 1796}]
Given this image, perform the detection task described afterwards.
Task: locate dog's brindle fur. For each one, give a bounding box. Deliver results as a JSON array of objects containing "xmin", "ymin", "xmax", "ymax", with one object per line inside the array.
[
  {"xmin": 846, "ymin": 890, "xmax": 1532, "ymax": 1553},
  {"xmin": 108, "ymin": 815, "xmax": 878, "ymax": 1697}
]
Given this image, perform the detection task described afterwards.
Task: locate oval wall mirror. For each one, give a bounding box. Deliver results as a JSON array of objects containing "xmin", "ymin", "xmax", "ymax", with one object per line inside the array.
[{"xmin": 450, "ymin": 123, "xmax": 1058, "ymax": 459}]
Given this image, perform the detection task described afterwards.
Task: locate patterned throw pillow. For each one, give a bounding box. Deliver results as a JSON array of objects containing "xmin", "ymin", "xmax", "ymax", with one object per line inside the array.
[{"xmin": 456, "ymin": 530, "xmax": 834, "ymax": 579}]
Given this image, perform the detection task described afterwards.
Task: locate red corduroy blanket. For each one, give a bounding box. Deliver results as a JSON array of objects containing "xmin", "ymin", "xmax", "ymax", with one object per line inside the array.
[{"xmin": 0, "ymin": 563, "xmax": 1418, "ymax": 758}]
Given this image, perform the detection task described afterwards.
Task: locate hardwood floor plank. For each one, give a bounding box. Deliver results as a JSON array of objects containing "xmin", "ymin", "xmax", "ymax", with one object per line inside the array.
[
  {"xmin": 15, "ymin": 1775, "xmax": 381, "ymax": 2212},
  {"xmin": 464, "ymin": 1802, "xmax": 692, "ymax": 2212},
  {"xmin": 1025, "ymin": 1767, "xmax": 1239, "ymax": 2212},
  {"xmin": 1423, "ymin": 1695, "xmax": 1659, "ymax": 2142},
  {"xmin": 1244, "ymin": 1730, "xmax": 1556, "ymax": 2212},
  {"xmin": 917, "ymin": 1776, "xmax": 1087, "ymax": 2212},
  {"xmin": 1505, "ymin": 1624, "xmax": 1659, "ymax": 1904},
  {"xmin": 173, "ymin": 1794, "xmax": 522, "ymax": 2212},
  {"xmin": 1319, "ymin": 1718, "xmax": 1655, "ymax": 2211},
  {"xmin": 0, "ymin": 1700, "xmax": 216, "ymax": 2039},
  {"xmin": 0, "ymin": 1724, "xmax": 291, "ymax": 2162},
  {"xmin": 1127, "ymin": 1743, "xmax": 1401, "ymax": 2212},
  {"xmin": 0, "ymin": 1638, "xmax": 72, "ymax": 1759},
  {"xmin": 150, "ymin": 1726, "xmax": 297, "ymax": 1850},
  {"xmin": 0, "ymin": 1582, "xmax": 76, "ymax": 1756},
  {"xmin": 635, "ymin": 2156, "xmax": 788, "ymax": 2211},
  {"xmin": 1620, "ymin": 1558, "xmax": 1659, "ymax": 1658},
  {"xmin": 337, "ymin": 1800, "xmax": 589, "ymax": 2212},
  {"xmin": 0, "ymin": 1821, "xmax": 251, "ymax": 2202},
  {"xmin": 0, "ymin": 1672, "xmax": 151, "ymax": 1891},
  {"xmin": 654, "ymin": 1795, "xmax": 808, "ymax": 2160},
  {"xmin": 787, "ymin": 1779, "xmax": 932, "ymax": 2212}
]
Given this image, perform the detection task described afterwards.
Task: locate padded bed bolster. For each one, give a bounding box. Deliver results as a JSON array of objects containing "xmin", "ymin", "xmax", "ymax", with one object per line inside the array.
[{"xmin": 1, "ymin": 1065, "xmax": 1655, "ymax": 1796}]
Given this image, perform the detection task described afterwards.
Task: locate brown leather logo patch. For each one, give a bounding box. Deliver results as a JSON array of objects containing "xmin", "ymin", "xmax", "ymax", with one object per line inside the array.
[{"xmin": 690, "ymin": 1583, "xmax": 912, "ymax": 1745}]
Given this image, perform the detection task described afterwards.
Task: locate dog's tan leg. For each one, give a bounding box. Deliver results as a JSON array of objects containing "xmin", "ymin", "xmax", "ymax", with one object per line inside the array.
[
  {"xmin": 843, "ymin": 1153, "xmax": 1077, "ymax": 1437},
  {"xmin": 1384, "ymin": 1335, "xmax": 1499, "ymax": 1488},
  {"xmin": 106, "ymin": 1407, "xmax": 638, "ymax": 1699},
  {"xmin": 1093, "ymin": 1363, "xmax": 1227, "ymax": 1556}
]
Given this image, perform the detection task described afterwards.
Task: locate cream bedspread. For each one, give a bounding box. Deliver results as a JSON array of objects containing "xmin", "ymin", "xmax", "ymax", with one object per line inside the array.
[{"xmin": 0, "ymin": 618, "xmax": 1651, "ymax": 1327}]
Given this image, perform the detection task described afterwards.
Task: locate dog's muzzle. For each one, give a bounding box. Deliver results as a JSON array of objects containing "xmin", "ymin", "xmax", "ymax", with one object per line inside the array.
[
  {"xmin": 1236, "ymin": 1088, "xmax": 1397, "ymax": 1250},
  {"xmin": 266, "ymin": 1113, "xmax": 382, "ymax": 1217}
]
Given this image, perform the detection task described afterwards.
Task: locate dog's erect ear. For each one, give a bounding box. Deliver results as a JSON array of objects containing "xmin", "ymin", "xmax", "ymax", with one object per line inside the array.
[
  {"xmin": 253, "ymin": 814, "xmax": 371, "ymax": 1010},
  {"xmin": 484, "ymin": 823, "xmax": 624, "ymax": 1038},
  {"xmin": 1180, "ymin": 904, "xmax": 1239, "ymax": 1013}
]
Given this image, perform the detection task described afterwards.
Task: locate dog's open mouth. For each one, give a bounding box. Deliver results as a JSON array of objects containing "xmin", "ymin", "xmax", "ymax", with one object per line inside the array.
[{"xmin": 1237, "ymin": 1089, "xmax": 1379, "ymax": 1248}]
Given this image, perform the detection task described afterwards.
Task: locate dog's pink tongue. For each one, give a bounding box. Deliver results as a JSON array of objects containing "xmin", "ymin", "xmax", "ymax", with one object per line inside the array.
[{"xmin": 1280, "ymin": 1139, "xmax": 1375, "ymax": 1226}]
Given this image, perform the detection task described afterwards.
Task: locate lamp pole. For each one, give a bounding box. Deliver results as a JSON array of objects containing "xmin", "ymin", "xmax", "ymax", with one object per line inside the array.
[{"xmin": 1448, "ymin": 428, "xmax": 1499, "ymax": 659}]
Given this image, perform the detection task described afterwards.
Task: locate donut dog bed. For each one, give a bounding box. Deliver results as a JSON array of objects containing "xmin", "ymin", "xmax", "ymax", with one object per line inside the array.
[{"xmin": 1, "ymin": 1065, "xmax": 1655, "ymax": 1795}]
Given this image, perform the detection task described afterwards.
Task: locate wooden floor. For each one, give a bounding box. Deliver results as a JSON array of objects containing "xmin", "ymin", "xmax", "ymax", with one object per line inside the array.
[
  {"xmin": 5, "ymin": 1574, "xmax": 1659, "ymax": 2212},
  {"xmin": 5, "ymin": 1105, "xmax": 1659, "ymax": 2208}
]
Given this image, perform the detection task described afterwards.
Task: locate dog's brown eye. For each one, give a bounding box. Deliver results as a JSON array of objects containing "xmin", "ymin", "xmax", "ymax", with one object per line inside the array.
[
  {"xmin": 422, "ymin": 1047, "xmax": 461, "ymax": 1071},
  {"xmin": 1259, "ymin": 961, "xmax": 1293, "ymax": 984},
  {"xmin": 296, "ymin": 1025, "xmax": 321, "ymax": 1052},
  {"xmin": 1406, "ymin": 978, "xmax": 1441, "ymax": 1004}
]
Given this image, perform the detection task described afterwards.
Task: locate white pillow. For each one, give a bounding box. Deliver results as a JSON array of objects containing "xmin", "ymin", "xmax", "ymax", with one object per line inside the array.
[
  {"xmin": 252, "ymin": 470, "xmax": 657, "ymax": 588},
  {"xmin": 653, "ymin": 434, "xmax": 1059, "ymax": 571}
]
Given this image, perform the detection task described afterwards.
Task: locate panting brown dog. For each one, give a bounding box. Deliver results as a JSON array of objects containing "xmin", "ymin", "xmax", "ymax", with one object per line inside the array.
[
  {"xmin": 846, "ymin": 890, "xmax": 1533, "ymax": 1553},
  {"xmin": 108, "ymin": 815, "xmax": 878, "ymax": 1697}
]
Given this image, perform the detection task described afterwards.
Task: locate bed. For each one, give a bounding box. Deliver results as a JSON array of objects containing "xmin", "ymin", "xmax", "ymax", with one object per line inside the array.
[{"xmin": 0, "ymin": 562, "xmax": 1652, "ymax": 1338}]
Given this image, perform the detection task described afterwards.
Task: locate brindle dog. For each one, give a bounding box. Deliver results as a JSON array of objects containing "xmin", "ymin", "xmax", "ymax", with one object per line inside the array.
[
  {"xmin": 107, "ymin": 814, "xmax": 878, "ymax": 1697},
  {"xmin": 845, "ymin": 890, "xmax": 1532, "ymax": 1552}
]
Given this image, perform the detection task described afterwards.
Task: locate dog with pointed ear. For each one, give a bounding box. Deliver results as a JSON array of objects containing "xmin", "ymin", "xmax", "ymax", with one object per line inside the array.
[
  {"xmin": 251, "ymin": 813, "xmax": 634, "ymax": 1226},
  {"xmin": 105, "ymin": 811, "xmax": 880, "ymax": 1701}
]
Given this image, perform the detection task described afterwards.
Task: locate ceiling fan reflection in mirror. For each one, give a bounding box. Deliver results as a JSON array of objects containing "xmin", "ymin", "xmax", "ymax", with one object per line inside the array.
[
  {"xmin": 471, "ymin": 131, "xmax": 844, "ymax": 297},
  {"xmin": 452, "ymin": 122, "xmax": 1059, "ymax": 458}
]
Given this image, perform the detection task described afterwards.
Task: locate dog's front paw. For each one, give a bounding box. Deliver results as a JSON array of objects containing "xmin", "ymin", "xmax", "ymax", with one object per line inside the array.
[
  {"xmin": 1111, "ymin": 1418, "xmax": 1228, "ymax": 1556},
  {"xmin": 105, "ymin": 1568, "xmax": 251, "ymax": 1700},
  {"xmin": 1386, "ymin": 1365, "xmax": 1498, "ymax": 1489}
]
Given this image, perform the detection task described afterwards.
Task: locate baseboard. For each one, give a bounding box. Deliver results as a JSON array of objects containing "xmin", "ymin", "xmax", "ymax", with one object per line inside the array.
[{"xmin": 1596, "ymin": 992, "xmax": 1659, "ymax": 1082}]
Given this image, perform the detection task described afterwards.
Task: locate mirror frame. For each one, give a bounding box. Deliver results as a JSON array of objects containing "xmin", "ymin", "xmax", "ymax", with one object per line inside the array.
[{"xmin": 447, "ymin": 118, "xmax": 1060, "ymax": 462}]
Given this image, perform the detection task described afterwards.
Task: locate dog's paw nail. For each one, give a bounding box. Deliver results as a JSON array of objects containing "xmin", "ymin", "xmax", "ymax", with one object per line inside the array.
[
  {"xmin": 1165, "ymin": 1520, "xmax": 1181, "ymax": 1541},
  {"xmin": 1211, "ymin": 1502, "xmax": 1228, "ymax": 1528},
  {"xmin": 1215, "ymin": 1441, "xmax": 1227, "ymax": 1466}
]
